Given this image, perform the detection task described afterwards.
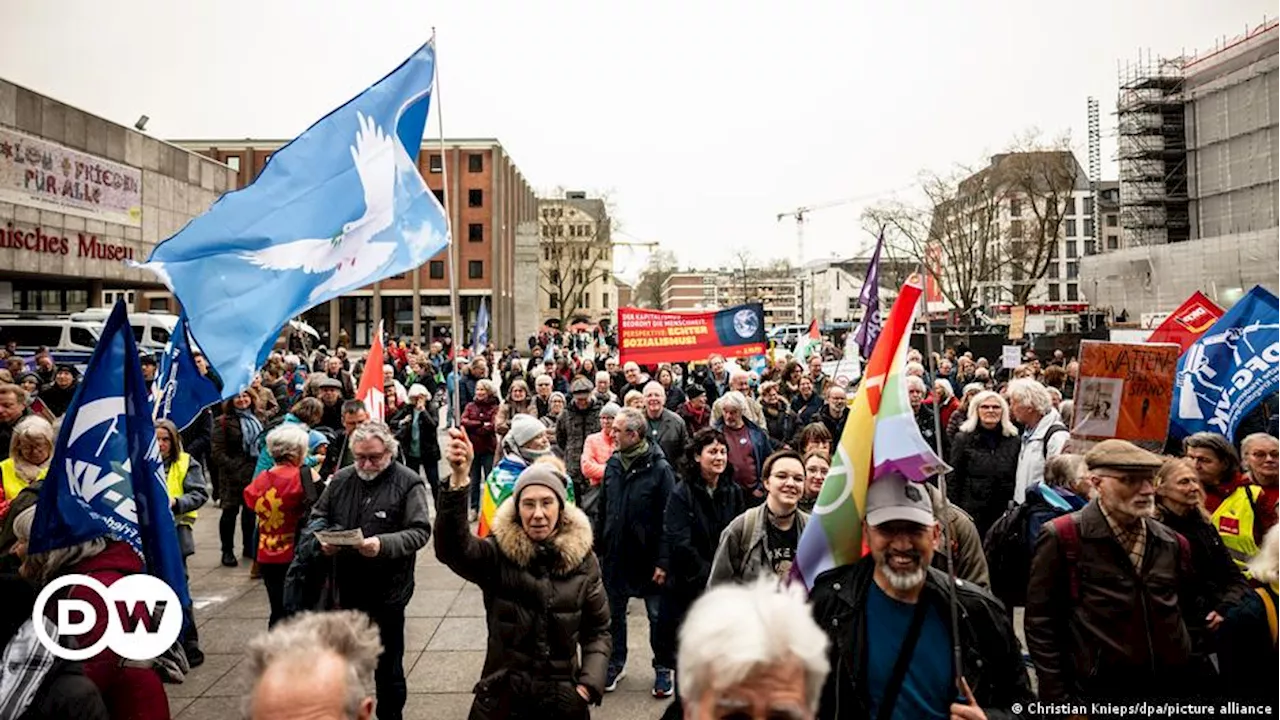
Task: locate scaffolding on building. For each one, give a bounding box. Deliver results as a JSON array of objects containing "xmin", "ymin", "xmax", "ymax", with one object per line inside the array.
[{"xmin": 1116, "ymin": 53, "xmax": 1189, "ymax": 246}]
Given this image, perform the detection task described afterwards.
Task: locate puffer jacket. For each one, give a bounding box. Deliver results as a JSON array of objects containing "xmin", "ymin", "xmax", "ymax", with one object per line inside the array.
[
  {"xmin": 948, "ymin": 426, "xmax": 1021, "ymax": 537},
  {"xmin": 598, "ymin": 441, "xmax": 676, "ymax": 596},
  {"xmin": 434, "ymin": 488, "xmax": 610, "ymax": 717},
  {"xmin": 811, "ymin": 559, "xmax": 1033, "ymax": 720},
  {"xmin": 1026, "ymin": 499, "xmax": 1201, "ymax": 703},
  {"xmin": 555, "ymin": 398, "xmax": 601, "ymax": 485},
  {"xmin": 309, "ymin": 462, "xmax": 432, "ymax": 608}
]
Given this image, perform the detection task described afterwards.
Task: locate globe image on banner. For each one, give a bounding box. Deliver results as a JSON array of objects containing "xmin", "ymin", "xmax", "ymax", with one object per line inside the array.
[{"xmin": 733, "ymin": 308, "xmax": 759, "ymax": 339}]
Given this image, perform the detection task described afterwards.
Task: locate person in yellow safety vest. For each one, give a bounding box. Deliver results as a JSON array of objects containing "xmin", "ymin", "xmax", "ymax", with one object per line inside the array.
[
  {"xmin": 1211, "ymin": 433, "xmax": 1280, "ymax": 575},
  {"xmin": 0, "ymin": 415, "xmax": 55, "ymax": 524},
  {"xmin": 156, "ymin": 418, "xmax": 210, "ymax": 668}
]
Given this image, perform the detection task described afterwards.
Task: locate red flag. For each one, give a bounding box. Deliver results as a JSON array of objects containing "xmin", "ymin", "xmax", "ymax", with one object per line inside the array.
[
  {"xmin": 357, "ymin": 321, "xmax": 386, "ymax": 421},
  {"xmin": 807, "ymin": 318, "xmax": 820, "ymax": 340},
  {"xmin": 1146, "ymin": 291, "xmax": 1224, "ymax": 353}
]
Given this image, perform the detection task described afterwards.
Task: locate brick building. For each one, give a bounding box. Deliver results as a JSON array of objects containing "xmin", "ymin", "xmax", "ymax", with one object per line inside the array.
[{"xmin": 173, "ymin": 138, "xmax": 536, "ymax": 348}]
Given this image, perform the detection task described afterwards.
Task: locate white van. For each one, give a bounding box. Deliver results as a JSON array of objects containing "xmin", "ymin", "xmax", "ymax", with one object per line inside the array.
[
  {"xmin": 0, "ymin": 317, "xmax": 102, "ymax": 367},
  {"xmin": 69, "ymin": 309, "xmax": 177, "ymax": 351}
]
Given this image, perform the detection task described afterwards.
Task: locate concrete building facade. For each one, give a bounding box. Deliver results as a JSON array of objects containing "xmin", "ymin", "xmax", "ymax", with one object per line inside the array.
[
  {"xmin": 0, "ymin": 79, "xmax": 235, "ymax": 316},
  {"xmin": 174, "ymin": 138, "xmax": 536, "ymax": 348},
  {"xmin": 661, "ymin": 265, "xmax": 800, "ymax": 327},
  {"xmin": 1084, "ymin": 20, "xmax": 1279, "ymax": 318},
  {"xmin": 536, "ymin": 192, "xmax": 614, "ymax": 329}
]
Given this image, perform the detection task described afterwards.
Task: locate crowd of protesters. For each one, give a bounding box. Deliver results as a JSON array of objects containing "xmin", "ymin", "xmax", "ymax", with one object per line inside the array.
[{"xmin": 0, "ymin": 328, "xmax": 1276, "ymax": 720}]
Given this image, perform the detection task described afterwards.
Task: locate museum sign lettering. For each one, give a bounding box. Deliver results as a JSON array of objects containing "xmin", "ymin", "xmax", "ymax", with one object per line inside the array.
[{"xmin": 2, "ymin": 222, "xmax": 134, "ymax": 261}]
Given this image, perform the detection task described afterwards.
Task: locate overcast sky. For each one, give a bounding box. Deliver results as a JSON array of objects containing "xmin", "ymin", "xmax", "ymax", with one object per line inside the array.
[{"xmin": 4, "ymin": 0, "xmax": 1273, "ymax": 280}]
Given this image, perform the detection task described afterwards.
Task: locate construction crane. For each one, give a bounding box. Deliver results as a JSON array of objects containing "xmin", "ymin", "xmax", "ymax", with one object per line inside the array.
[{"xmin": 776, "ymin": 189, "xmax": 904, "ymax": 267}]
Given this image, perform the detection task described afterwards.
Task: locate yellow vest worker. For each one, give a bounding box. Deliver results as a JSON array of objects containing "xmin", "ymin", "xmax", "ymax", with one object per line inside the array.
[
  {"xmin": 165, "ymin": 452, "xmax": 197, "ymax": 526},
  {"xmin": 1212, "ymin": 484, "xmax": 1263, "ymax": 574},
  {"xmin": 0, "ymin": 458, "xmax": 48, "ymax": 502}
]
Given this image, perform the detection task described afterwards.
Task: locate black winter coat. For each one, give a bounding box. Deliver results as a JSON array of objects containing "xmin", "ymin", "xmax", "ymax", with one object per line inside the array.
[
  {"xmin": 791, "ymin": 392, "xmax": 823, "ymax": 427},
  {"xmin": 434, "ymin": 489, "xmax": 610, "ymax": 716},
  {"xmin": 948, "ymin": 427, "xmax": 1021, "ymax": 537},
  {"xmin": 1155, "ymin": 503, "xmax": 1250, "ymax": 633},
  {"xmin": 598, "ymin": 442, "xmax": 677, "ymax": 596},
  {"xmin": 659, "ymin": 471, "xmax": 744, "ymax": 595},
  {"xmin": 760, "ymin": 400, "xmax": 797, "ymax": 449},
  {"xmin": 310, "ymin": 462, "xmax": 432, "ymax": 608},
  {"xmin": 390, "ymin": 402, "xmax": 440, "ymax": 461},
  {"xmin": 211, "ymin": 412, "xmax": 260, "ymax": 508},
  {"xmin": 811, "ymin": 560, "xmax": 1033, "ymax": 720}
]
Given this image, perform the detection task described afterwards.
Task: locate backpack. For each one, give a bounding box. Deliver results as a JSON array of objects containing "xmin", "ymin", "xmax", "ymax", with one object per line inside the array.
[
  {"xmin": 983, "ymin": 491, "xmax": 1074, "ymax": 607},
  {"xmin": 1041, "ymin": 423, "xmax": 1069, "ymax": 459}
]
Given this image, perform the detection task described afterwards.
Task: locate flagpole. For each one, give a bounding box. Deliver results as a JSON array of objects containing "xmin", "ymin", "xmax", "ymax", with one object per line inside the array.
[
  {"xmin": 432, "ymin": 28, "xmax": 462, "ymax": 428},
  {"xmin": 918, "ymin": 269, "xmax": 964, "ymax": 689}
]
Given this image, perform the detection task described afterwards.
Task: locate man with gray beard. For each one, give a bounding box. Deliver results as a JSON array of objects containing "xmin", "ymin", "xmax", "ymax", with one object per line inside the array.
[
  {"xmin": 808, "ymin": 475, "xmax": 1031, "ymax": 719},
  {"xmin": 311, "ymin": 421, "xmax": 431, "ymax": 720}
]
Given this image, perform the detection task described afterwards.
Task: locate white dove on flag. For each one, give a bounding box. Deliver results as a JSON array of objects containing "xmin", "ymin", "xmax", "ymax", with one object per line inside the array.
[{"xmin": 238, "ymin": 112, "xmax": 398, "ymax": 301}]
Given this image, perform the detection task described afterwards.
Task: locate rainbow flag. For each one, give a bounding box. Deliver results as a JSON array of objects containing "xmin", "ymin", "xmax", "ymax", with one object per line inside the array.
[{"xmin": 790, "ymin": 274, "xmax": 951, "ymax": 591}]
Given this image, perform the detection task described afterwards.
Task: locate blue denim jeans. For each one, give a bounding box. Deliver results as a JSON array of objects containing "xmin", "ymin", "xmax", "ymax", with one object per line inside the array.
[{"xmin": 607, "ymin": 588, "xmax": 663, "ymax": 671}]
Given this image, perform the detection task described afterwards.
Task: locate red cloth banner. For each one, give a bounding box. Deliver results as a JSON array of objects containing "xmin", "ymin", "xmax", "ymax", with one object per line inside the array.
[
  {"xmin": 1147, "ymin": 291, "xmax": 1224, "ymax": 354},
  {"xmin": 617, "ymin": 304, "xmax": 766, "ymax": 365}
]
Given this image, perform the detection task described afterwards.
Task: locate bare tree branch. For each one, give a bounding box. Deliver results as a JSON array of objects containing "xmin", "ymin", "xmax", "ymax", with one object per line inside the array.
[{"xmin": 538, "ymin": 192, "xmax": 614, "ymax": 327}]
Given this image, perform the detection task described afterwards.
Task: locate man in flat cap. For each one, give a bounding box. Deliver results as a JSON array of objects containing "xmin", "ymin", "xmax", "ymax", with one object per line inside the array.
[{"xmin": 1027, "ymin": 439, "xmax": 1203, "ymax": 705}]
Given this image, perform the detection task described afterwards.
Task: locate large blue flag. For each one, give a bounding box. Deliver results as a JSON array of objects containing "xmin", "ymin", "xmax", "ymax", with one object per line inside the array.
[
  {"xmin": 472, "ymin": 298, "xmax": 489, "ymax": 355},
  {"xmin": 29, "ymin": 301, "xmax": 191, "ymax": 607},
  {"xmin": 136, "ymin": 40, "xmax": 449, "ymax": 399},
  {"xmin": 1171, "ymin": 285, "xmax": 1279, "ymax": 442},
  {"xmin": 153, "ymin": 311, "xmax": 221, "ymax": 431}
]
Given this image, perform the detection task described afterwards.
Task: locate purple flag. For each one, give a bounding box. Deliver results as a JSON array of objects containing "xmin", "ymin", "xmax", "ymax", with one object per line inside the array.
[{"xmin": 850, "ymin": 232, "xmax": 884, "ymax": 359}]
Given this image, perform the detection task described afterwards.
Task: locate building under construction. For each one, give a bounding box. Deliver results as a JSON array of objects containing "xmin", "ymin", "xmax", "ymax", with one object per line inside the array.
[{"xmin": 1084, "ymin": 19, "xmax": 1278, "ymax": 318}]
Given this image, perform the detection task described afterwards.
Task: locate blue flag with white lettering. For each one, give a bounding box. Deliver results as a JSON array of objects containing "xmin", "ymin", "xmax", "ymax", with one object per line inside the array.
[
  {"xmin": 29, "ymin": 301, "xmax": 190, "ymax": 607},
  {"xmin": 135, "ymin": 40, "xmax": 448, "ymax": 400},
  {"xmin": 1170, "ymin": 285, "xmax": 1280, "ymax": 442},
  {"xmin": 154, "ymin": 311, "xmax": 221, "ymax": 431}
]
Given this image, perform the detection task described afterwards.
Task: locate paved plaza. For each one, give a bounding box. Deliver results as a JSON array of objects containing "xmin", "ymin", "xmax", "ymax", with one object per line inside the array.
[{"xmin": 170, "ymin": 467, "xmax": 671, "ymax": 720}]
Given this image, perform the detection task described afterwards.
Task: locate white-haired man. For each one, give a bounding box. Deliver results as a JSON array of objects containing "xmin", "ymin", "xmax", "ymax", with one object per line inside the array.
[
  {"xmin": 675, "ymin": 579, "xmax": 831, "ymax": 720},
  {"xmin": 1008, "ymin": 379, "xmax": 1068, "ymax": 504},
  {"xmin": 310, "ymin": 421, "xmax": 431, "ymax": 720},
  {"xmin": 810, "ymin": 475, "xmax": 1032, "ymax": 719},
  {"xmin": 244, "ymin": 610, "xmax": 382, "ymax": 720},
  {"xmin": 642, "ymin": 381, "xmax": 689, "ymax": 465}
]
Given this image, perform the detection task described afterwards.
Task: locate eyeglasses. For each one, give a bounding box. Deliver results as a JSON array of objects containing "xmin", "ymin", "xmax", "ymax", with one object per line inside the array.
[
  {"xmin": 1249, "ymin": 450, "xmax": 1279, "ymax": 459},
  {"xmin": 354, "ymin": 452, "xmax": 390, "ymax": 463}
]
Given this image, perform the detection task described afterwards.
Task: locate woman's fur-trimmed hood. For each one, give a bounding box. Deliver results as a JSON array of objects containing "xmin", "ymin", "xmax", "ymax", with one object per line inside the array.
[{"xmin": 490, "ymin": 496, "xmax": 594, "ymax": 576}]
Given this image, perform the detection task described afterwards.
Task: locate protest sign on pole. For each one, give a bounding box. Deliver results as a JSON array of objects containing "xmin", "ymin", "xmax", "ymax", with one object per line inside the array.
[
  {"xmin": 1001, "ymin": 345, "xmax": 1022, "ymax": 370},
  {"xmin": 1073, "ymin": 340, "xmax": 1180, "ymax": 447},
  {"xmin": 1008, "ymin": 306, "xmax": 1027, "ymax": 340},
  {"xmin": 617, "ymin": 303, "xmax": 765, "ymax": 365}
]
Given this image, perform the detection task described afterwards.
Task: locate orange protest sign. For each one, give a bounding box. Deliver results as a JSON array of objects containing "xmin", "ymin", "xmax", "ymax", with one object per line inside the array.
[{"xmin": 1073, "ymin": 341, "xmax": 1180, "ymax": 444}]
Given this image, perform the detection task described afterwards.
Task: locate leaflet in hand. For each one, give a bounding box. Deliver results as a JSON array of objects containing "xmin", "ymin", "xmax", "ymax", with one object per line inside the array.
[{"xmin": 314, "ymin": 528, "xmax": 365, "ymax": 546}]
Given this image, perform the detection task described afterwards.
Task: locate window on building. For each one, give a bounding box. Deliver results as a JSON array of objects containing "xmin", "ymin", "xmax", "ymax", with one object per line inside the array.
[
  {"xmin": 1066, "ymin": 219, "xmax": 1077, "ymax": 237},
  {"xmin": 1009, "ymin": 198, "xmax": 1021, "ymax": 217},
  {"xmin": 1083, "ymin": 197, "xmax": 1094, "ymax": 216},
  {"xmin": 1066, "ymin": 241, "xmax": 1078, "ymax": 258},
  {"xmin": 1106, "ymin": 214, "xmax": 1118, "ymax": 227},
  {"xmin": 1050, "ymin": 241, "xmax": 1060, "ymax": 258},
  {"xmin": 1063, "ymin": 197, "xmax": 1076, "ymax": 215},
  {"xmin": 1009, "ymin": 220, "xmax": 1024, "ymax": 239},
  {"xmin": 429, "ymin": 154, "xmax": 442, "ymax": 173},
  {"xmin": 225, "ymin": 155, "xmax": 241, "ymax": 172},
  {"xmin": 1047, "ymin": 262, "xmax": 1059, "ymax": 279},
  {"xmin": 1067, "ymin": 261, "xmax": 1079, "ymax": 279},
  {"xmin": 580, "ymin": 292, "xmax": 589, "ymax": 308},
  {"xmin": 149, "ymin": 297, "xmax": 170, "ymax": 313},
  {"xmin": 550, "ymin": 269, "xmax": 561, "ymax": 284},
  {"xmin": 1107, "ymin": 235, "xmax": 1119, "ymax": 250},
  {"xmin": 549, "ymin": 293, "xmax": 560, "ymax": 309},
  {"xmin": 1048, "ymin": 284, "xmax": 1061, "ymax": 302},
  {"xmin": 1067, "ymin": 283, "xmax": 1079, "ymax": 301},
  {"xmin": 602, "ymin": 293, "xmax": 610, "ymax": 308},
  {"xmin": 429, "ymin": 261, "xmax": 444, "ymax": 279},
  {"xmin": 1083, "ymin": 218, "xmax": 1094, "ymax": 237},
  {"xmin": 468, "ymin": 189, "xmax": 482, "ymax": 207},
  {"xmin": 468, "ymin": 260, "xmax": 483, "ymax": 279},
  {"xmin": 432, "ymin": 188, "xmax": 445, "ymax": 205},
  {"xmin": 468, "ymin": 223, "xmax": 483, "ymax": 242},
  {"xmin": 468, "ymin": 154, "xmax": 483, "ymax": 173}
]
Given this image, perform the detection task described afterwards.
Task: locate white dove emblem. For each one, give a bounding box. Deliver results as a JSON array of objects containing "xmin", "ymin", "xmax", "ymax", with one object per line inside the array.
[{"xmin": 239, "ymin": 112, "xmax": 399, "ymax": 300}]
